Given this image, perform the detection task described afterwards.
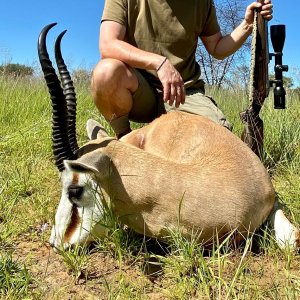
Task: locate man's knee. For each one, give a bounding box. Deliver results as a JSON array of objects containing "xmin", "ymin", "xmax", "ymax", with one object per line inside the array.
[
  {"xmin": 91, "ymin": 59, "xmax": 139, "ymax": 123},
  {"xmin": 92, "ymin": 59, "xmax": 125, "ymax": 90},
  {"xmin": 91, "ymin": 59, "xmax": 138, "ymax": 93}
]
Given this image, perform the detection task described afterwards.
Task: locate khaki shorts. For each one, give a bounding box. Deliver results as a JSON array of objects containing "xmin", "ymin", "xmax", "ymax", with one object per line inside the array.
[{"xmin": 130, "ymin": 69, "xmax": 232, "ymax": 130}]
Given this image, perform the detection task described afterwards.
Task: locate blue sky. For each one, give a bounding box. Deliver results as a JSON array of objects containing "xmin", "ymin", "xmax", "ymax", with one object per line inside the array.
[
  {"xmin": 0, "ymin": 0, "xmax": 299, "ymax": 84},
  {"xmin": 0, "ymin": 1, "xmax": 104, "ymax": 71}
]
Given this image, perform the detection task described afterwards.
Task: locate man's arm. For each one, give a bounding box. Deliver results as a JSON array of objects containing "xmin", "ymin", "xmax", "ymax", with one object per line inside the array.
[
  {"xmin": 200, "ymin": 0, "xmax": 273, "ymax": 60},
  {"xmin": 100, "ymin": 21, "xmax": 163, "ymax": 70},
  {"xmin": 100, "ymin": 21, "xmax": 185, "ymax": 107}
]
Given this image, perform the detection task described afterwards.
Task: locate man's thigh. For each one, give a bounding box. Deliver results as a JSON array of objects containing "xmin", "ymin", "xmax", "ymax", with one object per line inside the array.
[
  {"xmin": 129, "ymin": 69, "xmax": 165, "ymax": 123},
  {"xmin": 164, "ymin": 89, "xmax": 232, "ymax": 130}
]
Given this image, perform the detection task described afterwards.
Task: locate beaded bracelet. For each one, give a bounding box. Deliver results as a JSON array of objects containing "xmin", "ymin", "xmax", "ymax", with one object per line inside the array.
[{"xmin": 156, "ymin": 57, "xmax": 167, "ymax": 72}]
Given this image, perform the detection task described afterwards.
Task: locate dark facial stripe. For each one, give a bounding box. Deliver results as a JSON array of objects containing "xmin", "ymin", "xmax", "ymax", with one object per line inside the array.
[{"xmin": 64, "ymin": 205, "xmax": 80, "ymax": 243}]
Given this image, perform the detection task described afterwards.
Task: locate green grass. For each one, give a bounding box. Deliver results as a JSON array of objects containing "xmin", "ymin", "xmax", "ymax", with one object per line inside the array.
[
  {"xmin": 0, "ymin": 74, "xmax": 300, "ymax": 298},
  {"xmin": 0, "ymin": 252, "xmax": 31, "ymax": 298}
]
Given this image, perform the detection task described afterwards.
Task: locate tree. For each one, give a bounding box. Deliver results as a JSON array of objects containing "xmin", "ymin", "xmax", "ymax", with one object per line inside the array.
[
  {"xmin": 290, "ymin": 87, "xmax": 300, "ymax": 99},
  {"xmin": 72, "ymin": 69, "xmax": 91, "ymax": 85},
  {"xmin": 0, "ymin": 63, "xmax": 34, "ymax": 77},
  {"xmin": 269, "ymin": 74, "xmax": 294, "ymax": 89},
  {"xmin": 226, "ymin": 64, "xmax": 250, "ymax": 90},
  {"xmin": 197, "ymin": 0, "xmax": 250, "ymax": 88}
]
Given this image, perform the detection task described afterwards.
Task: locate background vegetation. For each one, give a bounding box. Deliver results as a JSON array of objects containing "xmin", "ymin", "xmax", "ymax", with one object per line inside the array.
[{"xmin": 0, "ymin": 67, "xmax": 299, "ymax": 298}]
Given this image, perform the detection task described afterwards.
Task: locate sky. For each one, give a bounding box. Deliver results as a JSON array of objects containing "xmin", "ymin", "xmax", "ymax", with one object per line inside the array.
[{"xmin": 0, "ymin": 0, "xmax": 299, "ymax": 84}]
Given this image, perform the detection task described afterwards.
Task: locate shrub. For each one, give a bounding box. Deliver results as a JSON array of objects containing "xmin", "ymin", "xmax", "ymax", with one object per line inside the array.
[{"xmin": 0, "ymin": 63, "xmax": 34, "ymax": 77}]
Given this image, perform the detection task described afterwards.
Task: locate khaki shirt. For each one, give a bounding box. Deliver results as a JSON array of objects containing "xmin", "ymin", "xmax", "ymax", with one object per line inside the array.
[{"xmin": 102, "ymin": 0, "xmax": 220, "ymax": 90}]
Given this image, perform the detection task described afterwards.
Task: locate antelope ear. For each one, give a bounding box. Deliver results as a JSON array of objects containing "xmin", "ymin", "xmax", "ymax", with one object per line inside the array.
[
  {"xmin": 76, "ymin": 137, "xmax": 115, "ymax": 157},
  {"xmin": 86, "ymin": 119, "xmax": 108, "ymax": 140},
  {"xmin": 64, "ymin": 149, "xmax": 109, "ymax": 175},
  {"xmin": 65, "ymin": 159, "xmax": 98, "ymax": 174}
]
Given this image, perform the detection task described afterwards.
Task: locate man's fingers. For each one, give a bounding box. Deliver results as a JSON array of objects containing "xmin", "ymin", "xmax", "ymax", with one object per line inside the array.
[
  {"xmin": 157, "ymin": 63, "xmax": 185, "ymax": 107},
  {"xmin": 163, "ymin": 82, "xmax": 183, "ymax": 106},
  {"xmin": 261, "ymin": 4, "xmax": 273, "ymax": 12},
  {"xmin": 175, "ymin": 85, "xmax": 185, "ymax": 107},
  {"xmin": 168, "ymin": 84, "xmax": 176, "ymax": 106},
  {"xmin": 260, "ymin": 12, "xmax": 273, "ymax": 20},
  {"xmin": 181, "ymin": 86, "xmax": 185, "ymax": 104},
  {"xmin": 260, "ymin": 3, "xmax": 273, "ymax": 20},
  {"xmin": 246, "ymin": 1, "xmax": 273, "ymax": 22},
  {"xmin": 174, "ymin": 86, "xmax": 182, "ymax": 108},
  {"xmin": 163, "ymin": 83, "xmax": 170, "ymax": 103}
]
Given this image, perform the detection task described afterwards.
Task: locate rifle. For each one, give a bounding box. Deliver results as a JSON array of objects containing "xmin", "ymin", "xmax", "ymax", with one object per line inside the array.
[{"xmin": 240, "ymin": 1, "xmax": 288, "ymax": 159}]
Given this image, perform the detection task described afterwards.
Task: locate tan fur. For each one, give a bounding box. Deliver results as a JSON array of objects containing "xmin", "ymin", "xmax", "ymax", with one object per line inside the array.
[{"xmin": 69, "ymin": 111, "xmax": 275, "ymax": 244}]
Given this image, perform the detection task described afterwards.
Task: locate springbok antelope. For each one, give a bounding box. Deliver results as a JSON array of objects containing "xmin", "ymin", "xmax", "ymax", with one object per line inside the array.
[{"xmin": 38, "ymin": 24, "xmax": 300, "ymax": 251}]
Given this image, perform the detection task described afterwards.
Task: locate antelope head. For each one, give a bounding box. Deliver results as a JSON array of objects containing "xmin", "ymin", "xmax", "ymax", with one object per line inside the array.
[{"xmin": 38, "ymin": 23, "xmax": 107, "ymax": 250}]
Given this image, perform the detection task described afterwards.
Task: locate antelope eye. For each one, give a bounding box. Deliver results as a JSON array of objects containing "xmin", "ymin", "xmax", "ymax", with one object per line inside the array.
[{"xmin": 68, "ymin": 185, "xmax": 84, "ymax": 199}]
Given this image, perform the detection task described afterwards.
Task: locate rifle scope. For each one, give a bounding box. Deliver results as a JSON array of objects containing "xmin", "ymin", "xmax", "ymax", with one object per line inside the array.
[{"xmin": 269, "ymin": 24, "xmax": 288, "ymax": 109}]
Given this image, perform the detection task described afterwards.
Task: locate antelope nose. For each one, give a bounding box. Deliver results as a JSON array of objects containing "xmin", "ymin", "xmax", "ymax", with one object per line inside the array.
[{"xmin": 68, "ymin": 185, "xmax": 84, "ymax": 199}]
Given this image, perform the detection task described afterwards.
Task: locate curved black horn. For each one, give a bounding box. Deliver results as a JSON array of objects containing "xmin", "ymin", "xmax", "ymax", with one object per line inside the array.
[
  {"xmin": 38, "ymin": 23, "xmax": 77, "ymax": 172},
  {"xmin": 55, "ymin": 31, "xmax": 79, "ymax": 153}
]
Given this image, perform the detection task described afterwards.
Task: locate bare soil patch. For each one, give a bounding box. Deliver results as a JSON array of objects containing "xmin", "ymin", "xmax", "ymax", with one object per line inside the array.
[{"xmin": 13, "ymin": 236, "xmax": 165, "ymax": 299}]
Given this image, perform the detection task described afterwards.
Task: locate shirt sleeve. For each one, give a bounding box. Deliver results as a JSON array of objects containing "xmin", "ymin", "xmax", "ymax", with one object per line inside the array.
[
  {"xmin": 201, "ymin": 0, "xmax": 220, "ymax": 37},
  {"xmin": 101, "ymin": 0, "xmax": 128, "ymax": 27}
]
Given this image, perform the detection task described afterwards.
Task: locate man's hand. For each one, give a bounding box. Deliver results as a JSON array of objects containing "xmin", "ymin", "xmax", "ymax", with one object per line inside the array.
[
  {"xmin": 157, "ymin": 58, "xmax": 185, "ymax": 108},
  {"xmin": 245, "ymin": 0, "xmax": 273, "ymax": 27}
]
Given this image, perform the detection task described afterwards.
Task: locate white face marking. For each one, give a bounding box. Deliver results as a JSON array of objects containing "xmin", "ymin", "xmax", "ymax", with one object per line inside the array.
[{"xmin": 49, "ymin": 164, "xmax": 106, "ymax": 250}]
